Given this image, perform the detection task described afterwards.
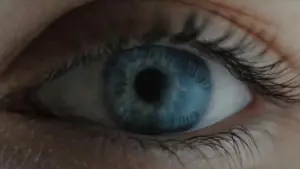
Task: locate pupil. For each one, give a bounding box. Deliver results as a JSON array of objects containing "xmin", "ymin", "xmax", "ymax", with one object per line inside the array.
[{"xmin": 134, "ymin": 68, "xmax": 166, "ymax": 103}]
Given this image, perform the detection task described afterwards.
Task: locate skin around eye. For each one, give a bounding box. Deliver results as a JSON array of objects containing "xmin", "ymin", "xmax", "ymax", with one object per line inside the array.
[
  {"xmin": 0, "ymin": 0, "xmax": 93, "ymax": 74},
  {"xmin": 1, "ymin": 1, "xmax": 300, "ymax": 169}
]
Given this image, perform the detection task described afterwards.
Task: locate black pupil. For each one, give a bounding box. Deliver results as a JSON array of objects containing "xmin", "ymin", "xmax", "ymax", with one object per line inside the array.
[{"xmin": 134, "ymin": 68, "xmax": 166, "ymax": 103}]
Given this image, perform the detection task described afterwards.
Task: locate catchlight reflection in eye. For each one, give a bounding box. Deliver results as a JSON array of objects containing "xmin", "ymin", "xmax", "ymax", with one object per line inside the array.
[{"xmin": 36, "ymin": 43, "xmax": 252, "ymax": 135}]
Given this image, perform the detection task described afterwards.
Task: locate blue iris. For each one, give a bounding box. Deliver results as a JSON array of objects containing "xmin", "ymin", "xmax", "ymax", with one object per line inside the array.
[{"xmin": 103, "ymin": 45, "xmax": 212, "ymax": 134}]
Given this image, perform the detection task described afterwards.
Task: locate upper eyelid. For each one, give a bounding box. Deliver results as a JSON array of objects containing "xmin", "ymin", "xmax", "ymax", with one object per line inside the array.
[
  {"xmin": 181, "ymin": 0, "xmax": 271, "ymax": 25},
  {"xmin": 0, "ymin": 0, "xmax": 295, "ymax": 94},
  {"xmin": 0, "ymin": 0, "xmax": 293, "ymax": 72},
  {"xmin": 181, "ymin": 0, "xmax": 298, "ymax": 72},
  {"xmin": 0, "ymin": 0, "xmax": 93, "ymax": 75}
]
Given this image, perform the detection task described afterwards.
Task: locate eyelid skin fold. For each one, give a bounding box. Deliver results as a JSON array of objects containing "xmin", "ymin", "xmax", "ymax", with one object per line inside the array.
[
  {"xmin": 0, "ymin": 0, "xmax": 296, "ymax": 101},
  {"xmin": 178, "ymin": 0, "xmax": 298, "ymax": 71},
  {"xmin": 0, "ymin": 0, "xmax": 297, "ymax": 96},
  {"xmin": 0, "ymin": 0, "xmax": 94, "ymax": 75}
]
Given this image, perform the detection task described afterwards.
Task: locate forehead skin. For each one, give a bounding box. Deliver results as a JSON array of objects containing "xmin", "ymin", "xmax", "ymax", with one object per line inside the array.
[{"xmin": 1, "ymin": 0, "xmax": 300, "ymax": 169}]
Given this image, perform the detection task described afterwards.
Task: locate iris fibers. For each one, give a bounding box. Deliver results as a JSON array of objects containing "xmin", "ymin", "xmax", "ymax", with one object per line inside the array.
[{"xmin": 103, "ymin": 45, "xmax": 212, "ymax": 135}]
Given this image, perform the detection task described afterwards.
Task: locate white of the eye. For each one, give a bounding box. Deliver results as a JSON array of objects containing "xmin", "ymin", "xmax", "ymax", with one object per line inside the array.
[
  {"xmin": 36, "ymin": 60, "xmax": 112, "ymax": 124},
  {"xmin": 194, "ymin": 59, "xmax": 252, "ymax": 129},
  {"xmin": 37, "ymin": 53, "xmax": 252, "ymax": 130}
]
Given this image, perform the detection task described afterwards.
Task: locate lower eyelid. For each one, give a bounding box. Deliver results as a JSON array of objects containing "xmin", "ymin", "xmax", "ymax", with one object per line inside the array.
[
  {"xmin": 0, "ymin": 69, "xmax": 283, "ymax": 166},
  {"xmin": 0, "ymin": 109, "xmax": 271, "ymax": 169}
]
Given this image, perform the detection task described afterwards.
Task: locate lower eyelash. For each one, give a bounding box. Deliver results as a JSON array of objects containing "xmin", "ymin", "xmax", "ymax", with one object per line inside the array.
[{"xmin": 124, "ymin": 126, "xmax": 260, "ymax": 169}]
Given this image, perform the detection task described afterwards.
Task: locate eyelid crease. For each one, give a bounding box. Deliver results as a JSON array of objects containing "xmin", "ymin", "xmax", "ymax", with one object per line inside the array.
[
  {"xmin": 0, "ymin": 0, "xmax": 297, "ymax": 101},
  {"xmin": 0, "ymin": 0, "xmax": 95, "ymax": 75},
  {"xmin": 175, "ymin": 0, "xmax": 298, "ymax": 73}
]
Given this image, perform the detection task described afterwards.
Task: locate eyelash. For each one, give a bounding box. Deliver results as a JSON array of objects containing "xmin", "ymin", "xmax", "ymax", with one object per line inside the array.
[
  {"xmin": 125, "ymin": 126, "xmax": 258, "ymax": 168},
  {"xmin": 46, "ymin": 13, "xmax": 300, "ymax": 105},
  {"xmin": 6, "ymin": 11, "xmax": 296, "ymax": 167}
]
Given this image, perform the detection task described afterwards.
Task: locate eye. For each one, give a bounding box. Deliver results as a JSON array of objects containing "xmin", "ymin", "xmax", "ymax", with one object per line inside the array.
[
  {"xmin": 1, "ymin": 0, "xmax": 299, "ymax": 147},
  {"xmin": 36, "ymin": 43, "xmax": 251, "ymax": 135},
  {"xmin": 3, "ymin": 1, "xmax": 300, "ymax": 169}
]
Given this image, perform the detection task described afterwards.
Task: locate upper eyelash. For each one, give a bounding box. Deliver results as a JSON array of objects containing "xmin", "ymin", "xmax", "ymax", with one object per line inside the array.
[
  {"xmin": 169, "ymin": 13, "xmax": 300, "ymax": 104},
  {"xmin": 46, "ymin": 12, "xmax": 300, "ymax": 105}
]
